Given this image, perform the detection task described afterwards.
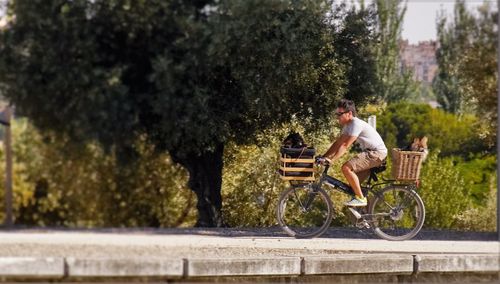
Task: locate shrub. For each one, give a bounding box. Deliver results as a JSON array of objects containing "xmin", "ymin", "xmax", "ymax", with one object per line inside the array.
[
  {"xmin": 453, "ymin": 176, "xmax": 497, "ymax": 232},
  {"xmin": 0, "ymin": 119, "xmax": 197, "ymax": 227},
  {"xmin": 454, "ymin": 155, "xmax": 496, "ymax": 205},
  {"xmin": 418, "ymin": 152, "xmax": 471, "ymax": 228},
  {"xmin": 377, "ymin": 103, "xmax": 489, "ymax": 156}
]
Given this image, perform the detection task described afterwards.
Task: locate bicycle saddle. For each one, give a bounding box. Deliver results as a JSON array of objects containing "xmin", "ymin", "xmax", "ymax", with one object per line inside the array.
[
  {"xmin": 371, "ymin": 159, "xmax": 387, "ymax": 174},
  {"xmin": 369, "ymin": 160, "xmax": 387, "ymax": 182}
]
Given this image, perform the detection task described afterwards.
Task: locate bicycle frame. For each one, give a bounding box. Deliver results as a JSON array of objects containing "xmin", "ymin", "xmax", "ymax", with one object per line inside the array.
[{"xmin": 315, "ymin": 164, "xmax": 394, "ymax": 198}]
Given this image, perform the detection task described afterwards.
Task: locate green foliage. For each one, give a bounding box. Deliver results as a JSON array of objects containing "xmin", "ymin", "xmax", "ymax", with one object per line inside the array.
[
  {"xmin": 459, "ymin": 3, "xmax": 498, "ymax": 135},
  {"xmin": 453, "ymin": 176, "xmax": 497, "ymax": 232},
  {"xmin": 369, "ymin": 103, "xmax": 495, "ymax": 231},
  {"xmin": 0, "ymin": 0, "xmax": 382, "ymax": 225},
  {"xmin": 0, "ymin": 119, "xmax": 197, "ymax": 227},
  {"xmin": 331, "ymin": 4, "xmax": 378, "ymax": 105},
  {"xmin": 0, "ymin": 1, "xmax": 493, "ymax": 231},
  {"xmin": 221, "ymin": 114, "xmax": 496, "ymax": 231},
  {"xmin": 434, "ymin": 1, "xmax": 497, "ymax": 144},
  {"xmin": 434, "ymin": 0, "xmax": 475, "ymax": 114},
  {"xmin": 454, "ymin": 155, "xmax": 496, "ymax": 205},
  {"xmin": 372, "ymin": 0, "xmax": 417, "ymax": 102},
  {"xmin": 0, "ymin": 0, "xmax": 352, "ymax": 157},
  {"xmin": 222, "ymin": 140, "xmax": 284, "ymax": 227},
  {"xmin": 418, "ymin": 152, "xmax": 470, "ymax": 229},
  {"xmin": 377, "ymin": 102, "xmax": 489, "ymax": 156},
  {"xmin": 413, "ymin": 84, "xmax": 436, "ymax": 104},
  {"xmin": 2, "ymin": 111, "xmax": 495, "ymax": 232}
]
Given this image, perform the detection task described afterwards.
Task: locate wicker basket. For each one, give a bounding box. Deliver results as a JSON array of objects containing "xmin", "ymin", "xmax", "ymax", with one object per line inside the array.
[
  {"xmin": 391, "ymin": 148, "xmax": 425, "ymax": 181},
  {"xmin": 279, "ymin": 147, "xmax": 315, "ymax": 182}
]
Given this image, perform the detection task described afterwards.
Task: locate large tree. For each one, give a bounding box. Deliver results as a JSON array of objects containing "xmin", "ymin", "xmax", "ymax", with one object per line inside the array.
[
  {"xmin": 433, "ymin": 0, "xmax": 497, "ymax": 146},
  {"xmin": 332, "ymin": 2, "xmax": 378, "ymax": 104},
  {"xmin": 372, "ymin": 0, "xmax": 416, "ymax": 102},
  {"xmin": 460, "ymin": 3, "xmax": 498, "ymax": 122},
  {"xmin": 0, "ymin": 0, "xmax": 377, "ymax": 226},
  {"xmin": 433, "ymin": 0, "xmax": 476, "ymax": 114}
]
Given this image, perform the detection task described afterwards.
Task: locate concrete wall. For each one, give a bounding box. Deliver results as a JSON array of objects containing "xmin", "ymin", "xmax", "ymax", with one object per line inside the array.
[{"xmin": 0, "ymin": 254, "xmax": 498, "ymax": 282}]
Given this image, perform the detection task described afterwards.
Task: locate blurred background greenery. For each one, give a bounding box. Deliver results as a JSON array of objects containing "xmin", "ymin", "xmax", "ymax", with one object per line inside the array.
[{"xmin": 0, "ymin": 0, "xmax": 497, "ymax": 231}]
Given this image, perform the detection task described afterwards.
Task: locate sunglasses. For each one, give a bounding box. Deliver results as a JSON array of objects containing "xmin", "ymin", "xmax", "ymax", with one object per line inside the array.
[{"xmin": 335, "ymin": 111, "xmax": 349, "ymax": 117}]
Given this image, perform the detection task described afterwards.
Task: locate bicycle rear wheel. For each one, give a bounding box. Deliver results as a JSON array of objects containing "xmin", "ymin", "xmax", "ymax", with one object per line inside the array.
[
  {"xmin": 368, "ymin": 185, "xmax": 425, "ymax": 241},
  {"xmin": 276, "ymin": 185, "xmax": 333, "ymax": 238}
]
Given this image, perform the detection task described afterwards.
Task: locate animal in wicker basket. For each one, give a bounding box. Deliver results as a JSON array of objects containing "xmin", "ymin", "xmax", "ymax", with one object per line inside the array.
[{"xmin": 407, "ymin": 136, "xmax": 429, "ymax": 161}]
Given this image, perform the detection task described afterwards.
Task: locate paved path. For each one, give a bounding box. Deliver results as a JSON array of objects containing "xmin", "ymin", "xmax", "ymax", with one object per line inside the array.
[
  {"xmin": 0, "ymin": 227, "xmax": 498, "ymax": 281},
  {"xmin": 0, "ymin": 227, "xmax": 497, "ymax": 258}
]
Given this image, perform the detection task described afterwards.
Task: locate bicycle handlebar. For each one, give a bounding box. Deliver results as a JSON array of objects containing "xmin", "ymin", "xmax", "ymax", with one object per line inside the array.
[
  {"xmin": 315, "ymin": 156, "xmax": 331, "ymax": 166},
  {"xmin": 315, "ymin": 157, "xmax": 330, "ymax": 175}
]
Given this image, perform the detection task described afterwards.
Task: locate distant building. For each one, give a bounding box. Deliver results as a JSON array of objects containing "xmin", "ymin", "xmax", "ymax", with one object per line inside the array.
[{"xmin": 399, "ymin": 40, "xmax": 438, "ymax": 85}]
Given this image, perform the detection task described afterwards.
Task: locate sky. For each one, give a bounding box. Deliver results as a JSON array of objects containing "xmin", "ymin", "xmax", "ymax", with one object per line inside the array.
[{"xmin": 402, "ymin": 0, "xmax": 497, "ymax": 44}]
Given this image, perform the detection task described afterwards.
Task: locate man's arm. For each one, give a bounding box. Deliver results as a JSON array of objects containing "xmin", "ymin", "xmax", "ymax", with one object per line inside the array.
[{"xmin": 324, "ymin": 134, "xmax": 357, "ymax": 162}]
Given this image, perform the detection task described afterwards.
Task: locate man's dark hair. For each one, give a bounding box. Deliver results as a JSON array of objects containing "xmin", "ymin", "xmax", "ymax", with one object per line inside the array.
[{"xmin": 337, "ymin": 99, "xmax": 357, "ymax": 117}]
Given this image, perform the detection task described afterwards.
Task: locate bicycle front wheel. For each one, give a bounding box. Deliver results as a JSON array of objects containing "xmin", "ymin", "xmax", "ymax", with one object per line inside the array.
[
  {"xmin": 368, "ymin": 185, "xmax": 425, "ymax": 241},
  {"xmin": 276, "ymin": 185, "xmax": 333, "ymax": 238}
]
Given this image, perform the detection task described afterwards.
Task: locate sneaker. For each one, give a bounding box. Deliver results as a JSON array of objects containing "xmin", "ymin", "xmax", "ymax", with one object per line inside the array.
[{"xmin": 345, "ymin": 196, "xmax": 367, "ymax": 207}]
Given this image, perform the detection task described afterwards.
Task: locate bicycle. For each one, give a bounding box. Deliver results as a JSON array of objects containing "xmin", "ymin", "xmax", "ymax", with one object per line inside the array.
[{"xmin": 276, "ymin": 159, "xmax": 425, "ymax": 241}]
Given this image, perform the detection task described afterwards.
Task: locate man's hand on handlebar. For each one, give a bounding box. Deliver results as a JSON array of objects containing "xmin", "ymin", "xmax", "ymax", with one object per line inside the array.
[{"xmin": 315, "ymin": 156, "xmax": 331, "ymax": 166}]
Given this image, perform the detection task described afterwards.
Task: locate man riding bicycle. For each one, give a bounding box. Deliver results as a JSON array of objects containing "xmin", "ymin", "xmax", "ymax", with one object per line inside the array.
[{"xmin": 317, "ymin": 99, "xmax": 387, "ymax": 207}]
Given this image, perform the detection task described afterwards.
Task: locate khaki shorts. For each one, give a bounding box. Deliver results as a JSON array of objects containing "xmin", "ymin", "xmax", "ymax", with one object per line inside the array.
[{"xmin": 345, "ymin": 150, "xmax": 387, "ymax": 182}]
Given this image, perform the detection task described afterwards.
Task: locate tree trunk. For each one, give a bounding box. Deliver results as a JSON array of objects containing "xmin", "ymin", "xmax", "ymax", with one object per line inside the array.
[{"xmin": 170, "ymin": 143, "xmax": 224, "ymax": 227}]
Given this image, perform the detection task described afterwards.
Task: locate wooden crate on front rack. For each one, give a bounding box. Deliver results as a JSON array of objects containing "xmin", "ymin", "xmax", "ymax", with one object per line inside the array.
[{"xmin": 279, "ymin": 147, "xmax": 316, "ymax": 182}]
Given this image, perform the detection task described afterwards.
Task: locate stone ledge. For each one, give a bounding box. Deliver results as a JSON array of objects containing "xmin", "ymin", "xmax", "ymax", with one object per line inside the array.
[
  {"xmin": 304, "ymin": 254, "xmax": 414, "ymax": 275},
  {"xmin": 415, "ymin": 254, "xmax": 500, "ymax": 273},
  {"xmin": 0, "ymin": 257, "xmax": 64, "ymax": 277},
  {"xmin": 0, "ymin": 254, "xmax": 498, "ymax": 279},
  {"xmin": 187, "ymin": 257, "xmax": 301, "ymax": 277},
  {"xmin": 65, "ymin": 257, "xmax": 183, "ymax": 277}
]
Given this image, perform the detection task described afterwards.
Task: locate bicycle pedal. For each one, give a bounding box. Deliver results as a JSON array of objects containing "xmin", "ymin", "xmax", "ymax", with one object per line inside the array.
[
  {"xmin": 361, "ymin": 220, "xmax": 371, "ymax": 229},
  {"xmin": 354, "ymin": 219, "xmax": 367, "ymax": 229}
]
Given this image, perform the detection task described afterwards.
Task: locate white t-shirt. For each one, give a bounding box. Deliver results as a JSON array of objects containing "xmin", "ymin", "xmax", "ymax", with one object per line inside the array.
[{"xmin": 342, "ymin": 117, "xmax": 387, "ymax": 154}]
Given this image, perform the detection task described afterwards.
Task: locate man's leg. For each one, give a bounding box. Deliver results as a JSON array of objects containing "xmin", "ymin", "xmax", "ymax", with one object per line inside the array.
[
  {"xmin": 342, "ymin": 152, "xmax": 373, "ymax": 198},
  {"xmin": 342, "ymin": 163, "xmax": 363, "ymax": 198},
  {"xmin": 356, "ymin": 170, "xmax": 371, "ymax": 184},
  {"xmin": 343, "ymin": 152, "xmax": 385, "ymax": 207}
]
